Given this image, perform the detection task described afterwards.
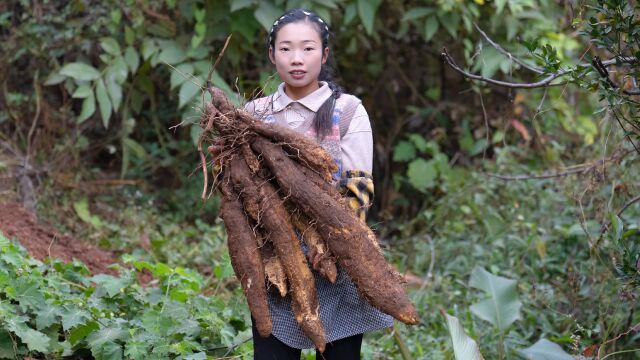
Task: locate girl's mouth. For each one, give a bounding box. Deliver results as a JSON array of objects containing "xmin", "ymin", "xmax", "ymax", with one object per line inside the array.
[{"xmin": 289, "ymin": 70, "xmax": 306, "ymax": 80}]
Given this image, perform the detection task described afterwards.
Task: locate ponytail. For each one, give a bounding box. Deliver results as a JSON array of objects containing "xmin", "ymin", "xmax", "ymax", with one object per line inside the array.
[{"xmin": 315, "ymin": 64, "xmax": 343, "ymax": 140}]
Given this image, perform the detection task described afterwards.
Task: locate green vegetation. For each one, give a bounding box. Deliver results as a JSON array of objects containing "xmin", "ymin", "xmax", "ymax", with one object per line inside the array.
[{"xmin": 2, "ymin": 0, "xmax": 640, "ymax": 358}]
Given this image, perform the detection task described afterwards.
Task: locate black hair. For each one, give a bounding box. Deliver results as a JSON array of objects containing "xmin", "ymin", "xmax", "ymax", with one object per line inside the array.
[{"xmin": 267, "ymin": 8, "xmax": 343, "ymax": 140}]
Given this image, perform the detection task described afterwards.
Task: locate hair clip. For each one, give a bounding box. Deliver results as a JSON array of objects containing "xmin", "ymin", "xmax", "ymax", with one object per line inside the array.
[
  {"xmin": 317, "ymin": 18, "xmax": 324, "ymax": 23},
  {"xmin": 273, "ymin": 20, "xmax": 279, "ymax": 26},
  {"xmin": 302, "ymin": 10, "xmax": 311, "ymax": 15}
]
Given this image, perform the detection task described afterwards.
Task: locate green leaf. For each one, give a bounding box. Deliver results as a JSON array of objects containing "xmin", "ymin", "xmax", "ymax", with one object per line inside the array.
[
  {"xmin": 60, "ymin": 62, "xmax": 101, "ymax": 81},
  {"xmin": 401, "ymin": 7, "xmax": 433, "ymax": 22},
  {"xmin": 178, "ymin": 80, "xmax": 201, "ymax": 109},
  {"xmin": 443, "ymin": 311, "xmax": 485, "ymax": 360},
  {"xmin": 16, "ymin": 328, "xmax": 50, "ymax": 353},
  {"xmin": 214, "ymin": 253, "xmax": 233, "ymax": 280},
  {"xmin": 111, "ymin": 56, "xmax": 129, "ymax": 84},
  {"xmin": 105, "ymin": 74, "xmax": 123, "ymax": 111},
  {"xmin": 357, "ymin": 0, "xmax": 382, "ymax": 35},
  {"xmin": 69, "ymin": 321, "xmax": 99, "ymax": 345},
  {"xmin": 122, "ymin": 138, "xmax": 148, "ymax": 159},
  {"xmin": 194, "ymin": 8, "xmax": 206, "ymax": 22},
  {"xmin": 124, "ymin": 340, "xmax": 148, "ymax": 360},
  {"xmin": 87, "ymin": 326, "xmax": 127, "ymax": 349},
  {"xmin": 141, "ymin": 39, "xmax": 158, "ymax": 60},
  {"xmin": 14, "ymin": 278, "xmax": 45, "ymax": 310},
  {"xmin": 158, "ymin": 42, "xmax": 187, "ymax": 65},
  {"xmin": 35, "ymin": 303, "xmax": 61, "ymax": 330},
  {"xmin": 90, "ymin": 274, "xmax": 126, "ymax": 297},
  {"xmin": 424, "ymin": 16, "xmax": 439, "ymax": 41},
  {"xmin": 407, "ymin": 158, "xmax": 437, "ymax": 191},
  {"xmin": 0, "ymin": 330, "xmax": 14, "ymax": 359},
  {"xmin": 469, "ymin": 266, "xmax": 521, "ymax": 331},
  {"xmin": 438, "ymin": 11, "xmax": 460, "ymax": 38},
  {"xmin": 61, "ymin": 307, "xmax": 91, "ymax": 331},
  {"xmin": 231, "ymin": 0, "xmax": 255, "ymax": 12},
  {"xmin": 94, "ymin": 341, "xmax": 123, "ymax": 360},
  {"xmin": 124, "ymin": 46, "xmax": 140, "ymax": 73},
  {"xmin": 170, "ymin": 63, "xmax": 195, "ymax": 90},
  {"xmin": 100, "ymin": 37, "xmax": 121, "ymax": 55},
  {"xmin": 44, "ymin": 72, "xmax": 67, "ymax": 86},
  {"xmin": 96, "ymin": 78, "xmax": 112, "ymax": 129},
  {"xmin": 254, "ymin": 2, "xmax": 282, "ymax": 31},
  {"xmin": 393, "ymin": 141, "xmax": 416, "ymax": 162},
  {"xmin": 77, "ymin": 90, "xmax": 96, "ymax": 123},
  {"xmin": 518, "ymin": 339, "xmax": 572, "ymax": 360},
  {"xmin": 495, "ymin": 0, "xmax": 507, "ymax": 14},
  {"xmin": 73, "ymin": 198, "xmax": 103, "ymax": 229},
  {"xmin": 408, "ymin": 134, "xmax": 430, "ymax": 153},
  {"xmin": 610, "ymin": 213, "xmax": 624, "ymax": 242},
  {"xmin": 72, "ymin": 84, "xmax": 92, "ymax": 99}
]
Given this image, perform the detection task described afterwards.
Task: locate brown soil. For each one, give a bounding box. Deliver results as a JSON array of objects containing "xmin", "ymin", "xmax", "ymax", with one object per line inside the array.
[{"xmin": 0, "ymin": 201, "xmax": 119, "ymax": 275}]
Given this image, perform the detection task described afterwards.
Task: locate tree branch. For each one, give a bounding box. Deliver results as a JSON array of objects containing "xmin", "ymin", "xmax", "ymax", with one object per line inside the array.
[
  {"xmin": 441, "ymin": 47, "xmax": 569, "ymax": 88},
  {"xmin": 473, "ymin": 23, "xmax": 545, "ymax": 74}
]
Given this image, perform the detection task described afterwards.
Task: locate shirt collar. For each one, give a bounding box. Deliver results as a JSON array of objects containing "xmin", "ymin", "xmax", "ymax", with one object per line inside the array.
[{"xmin": 272, "ymin": 82, "xmax": 333, "ymax": 112}]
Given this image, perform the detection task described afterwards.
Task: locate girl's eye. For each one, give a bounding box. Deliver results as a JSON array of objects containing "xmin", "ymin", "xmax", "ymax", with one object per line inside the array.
[
  {"xmin": 304, "ymin": 47, "xmax": 314, "ymax": 51},
  {"xmin": 279, "ymin": 47, "xmax": 289, "ymax": 52}
]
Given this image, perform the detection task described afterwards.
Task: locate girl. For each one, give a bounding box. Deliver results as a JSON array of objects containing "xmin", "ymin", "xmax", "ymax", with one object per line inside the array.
[{"xmin": 215, "ymin": 8, "xmax": 393, "ymax": 360}]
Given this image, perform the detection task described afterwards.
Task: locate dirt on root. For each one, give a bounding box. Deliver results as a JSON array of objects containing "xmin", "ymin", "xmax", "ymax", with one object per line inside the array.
[{"xmin": 0, "ymin": 201, "xmax": 119, "ymax": 275}]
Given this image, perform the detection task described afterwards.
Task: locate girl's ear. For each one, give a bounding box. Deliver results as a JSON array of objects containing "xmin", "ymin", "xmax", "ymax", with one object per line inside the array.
[
  {"xmin": 268, "ymin": 47, "xmax": 276, "ymax": 64},
  {"xmin": 322, "ymin": 47, "xmax": 329, "ymax": 64}
]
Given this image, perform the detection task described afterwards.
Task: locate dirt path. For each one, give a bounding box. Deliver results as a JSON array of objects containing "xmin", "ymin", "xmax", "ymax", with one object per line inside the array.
[{"xmin": 0, "ymin": 201, "xmax": 119, "ymax": 275}]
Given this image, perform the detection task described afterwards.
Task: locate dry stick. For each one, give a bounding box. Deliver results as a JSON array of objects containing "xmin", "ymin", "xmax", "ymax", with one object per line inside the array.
[
  {"xmin": 473, "ymin": 22, "xmax": 545, "ymax": 74},
  {"xmin": 485, "ymin": 148, "xmax": 634, "ymax": 181},
  {"xmin": 196, "ymin": 35, "xmax": 233, "ymax": 200},
  {"xmin": 251, "ymin": 137, "xmax": 419, "ymax": 325},
  {"xmin": 219, "ymin": 180, "xmax": 272, "ymax": 338},
  {"xmin": 228, "ymin": 156, "xmax": 326, "ymax": 352}
]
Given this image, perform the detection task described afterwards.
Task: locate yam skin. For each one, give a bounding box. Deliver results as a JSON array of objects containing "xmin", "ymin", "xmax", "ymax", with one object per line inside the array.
[
  {"xmin": 227, "ymin": 156, "xmax": 327, "ymax": 352},
  {"xmin": 219, "ymin": 182, "xmax": 272, "ymax": 337},
  {"xmin": 206, "ymin": 89, "xmax": 336, "ymax": 181},
  {"xmin": 261, "ymin": 240, "xmax": 288, "ymax": 297},
  {"xmin": 251, "ymin": 137, "xmax": 419, "ymax": 325},
  {"xmin": 290, "ymin": 211, "xmax": 338, "ymax": 284}
]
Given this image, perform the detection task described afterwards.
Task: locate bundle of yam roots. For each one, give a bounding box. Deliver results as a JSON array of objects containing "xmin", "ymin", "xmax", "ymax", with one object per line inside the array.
[{"xmin": 199, "ymin": 87, "xmax": 419, "ymax": 352}]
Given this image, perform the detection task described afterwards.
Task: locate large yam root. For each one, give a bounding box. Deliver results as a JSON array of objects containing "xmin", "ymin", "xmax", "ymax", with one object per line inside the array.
[
  {"xmin": 251, "ymin": 137, "xmax": 419, "ymax": 325},
  {"xmin": 261, "ymin": 240, "xmax": 288, "ymax": 297},
  {"xmin": 219, "ymin": 182, "xmax": 272, "ymax": 337},
  {"xmin": 228, "ymin": 157, "xmax": 326, "ymax": 352},
  {"xmin": 290, "ymin": 211, "xmax": 338, "ymax": 284}
]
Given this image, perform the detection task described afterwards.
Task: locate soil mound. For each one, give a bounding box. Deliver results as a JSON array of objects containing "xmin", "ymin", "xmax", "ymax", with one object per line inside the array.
[{"xmin": 0, "ymin": 201, "xmax": 119, "ymax": 275}]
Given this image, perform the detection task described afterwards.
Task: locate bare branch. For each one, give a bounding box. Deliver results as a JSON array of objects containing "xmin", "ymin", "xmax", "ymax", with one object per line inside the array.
[
  {"xmin": 593, "ymin": 56, "xmax": 640, "ymax": 95},
  {"xmin": 473, "ymin": 23, "xmax": 545, "ymax": 74},
  {"xmin": 485, "ymin": 148, "xmax": 634, "ymax": 181},
  {"xmin": 441, "ymin": 47, "xmax": 569, "ymax": 88}
]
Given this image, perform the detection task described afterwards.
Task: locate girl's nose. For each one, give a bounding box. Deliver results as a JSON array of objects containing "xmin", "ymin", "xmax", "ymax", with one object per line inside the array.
[{"xmin": 291, "ymin": 50, "xmax": 303, "ymax": 65}]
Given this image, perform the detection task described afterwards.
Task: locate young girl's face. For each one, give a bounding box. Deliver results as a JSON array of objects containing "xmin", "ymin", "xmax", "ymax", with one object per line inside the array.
[{"xmin": 269, "ymin": 21, "xmax": 329, "ymax": 100}]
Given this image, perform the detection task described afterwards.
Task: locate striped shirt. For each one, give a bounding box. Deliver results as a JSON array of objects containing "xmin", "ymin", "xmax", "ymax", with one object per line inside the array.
[{"xmin": 245, "ymin": 82, "xmax": 393, "ymax": 349}]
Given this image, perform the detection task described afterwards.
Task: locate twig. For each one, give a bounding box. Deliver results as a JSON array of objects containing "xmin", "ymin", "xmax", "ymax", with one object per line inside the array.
[
  {"xmin": 597, "ymin": 321, "xmax": 640, "ymax": 359},
  {"xmin": 593, "ymin": 56, "xmax": 640, "ymax": 96},
  {"xmin": 387, "ymin": 323, "xmax": 415, "ymax": 360},
  {"xmin": 26, "ymin": 70, "xmax": 41, "ymax": 160},
  {"xmin": 442, "ymin": 47, "xmax": 637, "ymax": 89},
  {"xmin": 597, "ymin": 193, "xmax": 640, "ymax": 242},
  {"xmin": 485, "ymin": 148, "xmax": 633, "ymax": 180},
  {"xmin": 442, "ymin": 47, "xmax": 569, "ymax": 88},
  {"xmin": 473, "ymin": 23, "xmax": 545, "ymax": 74},
  {"xmin": 206, "ymin": 34, "xmax": 233, "ymax": 94}
]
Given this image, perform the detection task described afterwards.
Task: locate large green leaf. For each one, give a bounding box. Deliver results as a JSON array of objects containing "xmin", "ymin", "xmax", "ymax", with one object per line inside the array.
[
  {"xmin": 124, "ymin": 46, "xmax": 140, "ymax": 73},
  {"xmin": 73, "ymin": 198, "xmax": 103, "ymax": 229},
  {"xmin": 253, "ymin": 2, "xmax": 282, "ymax": 31},
  {"xmin": 100, "ymin": 37, "xmax": 121, "ymax": 55},
  {"xmin": 518, "ymin": 339, "xmax": 572, "ymax": 360},
  {"xmin": 60, "ymin": 62, "xmax": 101, "ymax": 81},
  {"xmin": 443, "ymin": 311, "xmax": 485, "ymax": 360},
  {"xmin": 16, "ymin": 327, "xmax": 51, "ymax": 353},
  {"xmin": 178, "ymin": 80, "xmax": 201, "ymax": 109},
  {"xmin": 170, "ymin": 63, "xmax": 195, "ymax": 90},
  {"xmin": 96, "ymin": 78, "xmax": 112, "ymax": 129},
  {"xmin": 407, "ymin": 158, "xmax": 437, "ymax": 191},
  {"xmin": 357, "ymin": 0, "xmax": 382, "ymax": 35},
  {"xmin": 393, "ymin": 141, "xmax": 416, "ymax": 162},
  {"xmin": 77, "ymin": 90, "xmax": 96, "ymax": 123},
  {"xmin": 35, "ymin": 303, "xmax": 62, "ymax": 330},
  {"xmin": 469, "ymin": 266, "xmax": 521, "ymax": 331},
  {"xmin": 401, "ymin": 7, "xmax": 434, "ymax": 22},
  {"xmin": 158, "ymin": 42, "xmax": 187, "ymax": 65}
]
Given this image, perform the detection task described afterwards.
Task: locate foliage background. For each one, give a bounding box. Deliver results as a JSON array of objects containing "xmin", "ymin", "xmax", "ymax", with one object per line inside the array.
[{"xmin": 1, "ymin": 0, "xmax": 640, "ymax": 359}]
